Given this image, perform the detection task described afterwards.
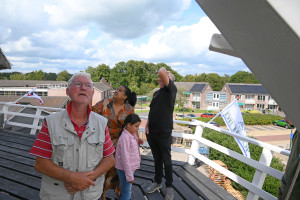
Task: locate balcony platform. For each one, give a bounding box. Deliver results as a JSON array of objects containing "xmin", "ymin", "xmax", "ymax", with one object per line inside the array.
[{"xmin": 0, "ymin": 130, "xmax": 236, "ymax": 200}]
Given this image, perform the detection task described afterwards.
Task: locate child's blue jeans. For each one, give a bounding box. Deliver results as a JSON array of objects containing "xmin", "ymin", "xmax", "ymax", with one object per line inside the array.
[{"xmin": 116, "ymin": 169, "xmax": 133, "ymax": 200}]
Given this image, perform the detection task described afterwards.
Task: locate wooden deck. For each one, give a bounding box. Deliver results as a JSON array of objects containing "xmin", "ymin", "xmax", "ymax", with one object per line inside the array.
[{"xmin": 0, "ymin": 130, "xmax": 236, "ymax": 200}]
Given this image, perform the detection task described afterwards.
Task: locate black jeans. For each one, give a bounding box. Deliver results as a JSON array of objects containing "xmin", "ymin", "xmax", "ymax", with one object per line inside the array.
[{"xmin": 146, "ymin": 131, "xmax": 173, "ymax": 187}]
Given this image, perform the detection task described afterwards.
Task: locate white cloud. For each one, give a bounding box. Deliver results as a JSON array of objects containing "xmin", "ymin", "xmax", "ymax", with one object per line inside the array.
[
  {"xmin": 0, "ymin": 0, "xmax": 248, "ymax": 76},
  {"xmin": 44, "ymin": 0, "xmax": 190, "ymax": 38}
]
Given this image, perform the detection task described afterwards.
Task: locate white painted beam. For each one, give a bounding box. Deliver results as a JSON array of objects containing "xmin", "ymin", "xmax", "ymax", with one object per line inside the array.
[{"xmin": 196, "ymin": 0, "xmax": 300, "ymax": 129}]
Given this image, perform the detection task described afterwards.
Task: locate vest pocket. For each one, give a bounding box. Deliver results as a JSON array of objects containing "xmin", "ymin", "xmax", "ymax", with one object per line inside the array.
[
  {"xmin": 87, "ymin": 136, "xmax": 104, "ymax": 168},
  {"xmin": 52, "ymin": 135, "xmax": 74, "ymax": 169}
]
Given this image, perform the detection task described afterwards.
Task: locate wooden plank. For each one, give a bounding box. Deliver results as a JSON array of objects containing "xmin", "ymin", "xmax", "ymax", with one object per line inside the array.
[
  {"xmin": 0, "ymin": 192, "xmax": 20, "ymax": 200},
  {"xmin": 0, "ymin": 140, "xmax": 32, "ymax": 151},
  {"xmin": 0, "ymin": 166, "xmax": 41, "ymax": 189},
  {"xmin": 140, "ymin": 159, "xmax": 155, "ymax": 167},
  {"xmin": 174, "ymin": 166, "xmax": 223, "ymax": 200},
  {"xmin": 134, "ymin": 177, "xmax": 165, "ymax": 200},
  {"xmin": 135, "ymin": 169, "xmax": 154, "ymax": 180},
  {"xmin": 132, "ymin": 185, "xmax": 146, "ymax": 200},
  {"xmin": 139, "ymin": 164, "xmax": 155, "ymax": 173},
  {"xmin": 0, "ymin": 130, "xmax": 37, "ymax": 140},
  {"xmin": 172, "ymin": 172, "xmax": 202, "ymax": 200},
  {"xmin": 0, "ymin": 145, "xmax": 35, "ymax": 159},
  {"xmin": 0, "ymin": 157, "xmax": 41, "ymax": 177},
  {"xmin": 0, "ymin": 134, "xmax": 35, "ymax": 147},
  {"xmin": 181, "ymin": 164, "xmax": 236, "ymax": 200},
  {"xmin": 160, "ymin": 179, "xmax": 184, "ymax": 200},
  {"xmin": 0, "ymin": 177, "xmax": 40, "ymax": 200},
  {"xmin": 0, "ymin": 151, "xmax": 35, "ymax": 166}
]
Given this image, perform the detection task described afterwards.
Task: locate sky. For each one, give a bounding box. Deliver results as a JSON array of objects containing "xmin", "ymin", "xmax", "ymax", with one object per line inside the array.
[{"xmin": 0, "ymin": 0, "xmax": 249, "ymax": 76}]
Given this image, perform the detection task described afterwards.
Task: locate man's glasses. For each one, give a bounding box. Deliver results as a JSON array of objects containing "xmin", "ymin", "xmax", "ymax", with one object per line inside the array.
[{"xmin": 72, "ymin": 81, "xmax": 93, "ymax": 89}]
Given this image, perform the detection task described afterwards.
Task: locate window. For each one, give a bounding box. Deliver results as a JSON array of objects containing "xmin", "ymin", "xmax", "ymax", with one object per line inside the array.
[
  {"xmin": 213, "ymin": 93, "xmax": 220, "ymax": 99},
  {"xmin": 212, "ymin": 102, "xmax": 219, "ymax": 107},
  {"xmin": 193, "ymin": 93, "xmax": 200, "ymax": 97},
  {"xmin": 258, "ymin": 95, "xmax": 265, "ymax": 101},
  {"xmin": 245, "ymin": 95, "xmax": 254, "ymax": 100},
  {"xmin": 257, "ymin": 104, "xmax": 265, "ymax": 109},
  {"xmin": 268, "ymin": 105, "xmax": 276, "ymax": 110}
]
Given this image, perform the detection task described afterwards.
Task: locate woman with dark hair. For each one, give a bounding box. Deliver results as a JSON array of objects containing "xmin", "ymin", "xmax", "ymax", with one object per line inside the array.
[{"xmin": 92, "ymin": 85, "xmax": 140, "ymax": 199}]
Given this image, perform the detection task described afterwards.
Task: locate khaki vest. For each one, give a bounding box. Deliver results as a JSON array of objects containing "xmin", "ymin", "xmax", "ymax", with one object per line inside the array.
[{"xmin": 40, "ymin": 110, "xmax": 107, "ymax": 200}]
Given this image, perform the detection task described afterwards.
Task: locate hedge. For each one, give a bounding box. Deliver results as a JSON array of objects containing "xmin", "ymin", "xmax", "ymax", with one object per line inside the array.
[
  {"xmin": 202, "ymin": 128, "xmax": 285, "ymax": 198},
  {"xmin": 183, "ymin": 113, "xmax": 283, "ymax": 126}
]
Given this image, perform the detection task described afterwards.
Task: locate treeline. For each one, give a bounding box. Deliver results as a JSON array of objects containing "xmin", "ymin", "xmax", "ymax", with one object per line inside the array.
[{"xmin": 0, "ymin": 60, "xmax": 259, "ymax": 94}]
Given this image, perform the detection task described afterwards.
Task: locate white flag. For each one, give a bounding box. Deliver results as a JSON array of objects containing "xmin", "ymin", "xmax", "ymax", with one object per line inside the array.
[
  {"xmin": 23, "ymin": 88, "xmax": 44, "ymax": 105},
  {"xmin": 220, "ymin": 99, "xmax": 250, "ymax": 158}
]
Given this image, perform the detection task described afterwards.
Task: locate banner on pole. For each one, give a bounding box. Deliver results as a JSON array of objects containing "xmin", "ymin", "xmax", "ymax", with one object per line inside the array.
[
  {"xmin": 220, "ymin": 99, "xmax": 250, "ymax": 158},
  {"xmin": 23, "ymin": 88, "xmax": 44, "ymax": 105}
]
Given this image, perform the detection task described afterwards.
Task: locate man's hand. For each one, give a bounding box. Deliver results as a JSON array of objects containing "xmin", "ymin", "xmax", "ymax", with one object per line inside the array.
[
  {"xmin": 138, "ymin": 138, "xmax": 144, "ymax": 145},
  {"xmin": 64, "ymin": 182, "xmax": 79, "ymax": 194},
  {"xmin": 64, "ymin": 171, "xmax": 96, "ymax": 193},
  {"xmin": 68, "ymin": 171, "xmax": 95, "ymax": 191}
]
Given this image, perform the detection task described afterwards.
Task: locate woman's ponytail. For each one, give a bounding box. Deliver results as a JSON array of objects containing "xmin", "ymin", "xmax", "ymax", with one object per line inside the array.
[
  {"xmin": 122, "ymin": 85, "xmax": 137, "ymax": 107},
  {"xmin": 128, "ymin": 92, "xmax": 137, "ymax": 107}
]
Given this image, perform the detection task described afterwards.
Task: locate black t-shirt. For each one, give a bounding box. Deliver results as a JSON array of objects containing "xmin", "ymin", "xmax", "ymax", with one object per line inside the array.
[{"xmin": 148, "ymin": 80, "xmax": 177, "ymax": 132}]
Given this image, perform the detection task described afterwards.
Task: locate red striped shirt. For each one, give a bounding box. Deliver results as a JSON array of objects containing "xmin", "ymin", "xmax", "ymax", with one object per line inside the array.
[{"xmin": 30, "ymin": 103, "xmax": 115, "ymax": 159}]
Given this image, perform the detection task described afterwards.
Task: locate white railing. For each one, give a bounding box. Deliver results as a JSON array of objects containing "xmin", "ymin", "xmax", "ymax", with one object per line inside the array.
[
  {"xmin": 245, "ymin": 99, "xmax": 255, "ymax": 104},
  {"xmin": 192, "ymin": 97, "xmax": 201, "ymax": 101},
  {"xmin": 0, "ymin": 103, "xmax": 290, "ymax": 200},
  {"xmin": 0, "ymin": 103, "xmax": 64, "ymax": 135},
  {"xmin": 139, "ymin": 116, "xmax": 289, "ymax": 200}
]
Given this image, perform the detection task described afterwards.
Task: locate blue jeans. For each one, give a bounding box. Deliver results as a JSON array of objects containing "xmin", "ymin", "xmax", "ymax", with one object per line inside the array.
[{"xmin": 117, "ymin": 169, "xmax": 133, "ymax": 200}]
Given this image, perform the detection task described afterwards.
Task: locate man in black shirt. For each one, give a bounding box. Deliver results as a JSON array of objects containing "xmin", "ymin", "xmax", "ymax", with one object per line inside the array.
[{"xmin": 145, "ymin": 67, "xmax": 177, "ymax": 200}]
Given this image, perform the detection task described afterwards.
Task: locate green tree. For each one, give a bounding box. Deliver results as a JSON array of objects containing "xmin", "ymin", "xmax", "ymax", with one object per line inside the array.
[
  {"xmin": 223, "ymin": 74, "xmax": 231, "ymax": 83},
  {"xmin": 26, "ymin": 70, "xmax": 45, "ymax": 80},
  {"xmin": 175, "ymin": 86, "xmax": 189, "ymax": 111},
  {"xmin": 182, "ymin": 74, "xmax": 196, "ymax": 82},
  {"xmin": 56, "ymin": 70, "xmax": 71, "ymax": 81},
  {"xmin": 195, "ymin": 73, "xmax": 207, "ymax": 82},
  {"xmin": 44, "ymin": 72, "xmax": 57, "ymax": 80},
  {"xmin": 109, "ymin": 61, "xmax": 128, "ymax": 88},
  {"xmin": 86, "ymin": 64, "xmax": 110, "ymax": 82},
  {"xmin": 10, "ymin": 73, "xmax": 26, "ymax": 80},
  {"xmin": 205, "ymin": 73, "xmax": 225, "ymax": 91},
  {"xmin": 1, "ymin": 72, "xmax": 21, "ymax": 80},
  {"xmin": 139, "ymin": 82, "xmax": 156, "ymax": 95},
  {"xmin": 229, "ymin": 71, "xmax": 259, "ymax": 83}
]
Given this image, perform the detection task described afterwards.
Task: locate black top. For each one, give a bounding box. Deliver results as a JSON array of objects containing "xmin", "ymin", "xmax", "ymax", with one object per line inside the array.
[{"xmin": 148, "ymin": 80, "xmax": 177, "ymax": 132}]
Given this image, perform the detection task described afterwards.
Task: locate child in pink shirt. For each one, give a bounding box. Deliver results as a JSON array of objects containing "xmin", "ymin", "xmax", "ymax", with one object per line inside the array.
[{"xmin": 115, "ymin": 113, "xmax": 141, "ymax": 200}]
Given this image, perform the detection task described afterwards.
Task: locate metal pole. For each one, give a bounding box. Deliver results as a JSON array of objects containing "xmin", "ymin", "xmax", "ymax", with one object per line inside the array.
[{"xmin": 208, "ymin": 113, "xmax": 220, "ymax": 123}]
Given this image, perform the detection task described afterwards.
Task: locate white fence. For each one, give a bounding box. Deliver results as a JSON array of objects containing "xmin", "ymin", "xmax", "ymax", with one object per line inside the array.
[
  {"xmin": 0, "ymin": 103, "xmax": 290, "ymax": 200},
  {"xmin": 0, "ymin": 102, "xmax": 64, "ymax": 135}
]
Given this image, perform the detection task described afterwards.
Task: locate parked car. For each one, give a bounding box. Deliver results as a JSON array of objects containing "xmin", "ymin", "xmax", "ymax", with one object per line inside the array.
[
  {"xmin": 209, "ymin": 121, "xmax": 220, "ymax": 127},
  {"xmin": 272, "ymin": 119, "xmax": 294, "ymax": 129},
  {"xmin": 175, "ymin": 114, "xmax": 185, "ymax": 120},
  {"xmin": 201, "ymin": 113, "xmax": 215, "ymax": 117},
  {"xmin": 186, "ymin": 114, "xmax": 197, "ymax": 119},
  {"xmin": 188, "ymin": 119, "xmax": 219, "ymax": 128}
]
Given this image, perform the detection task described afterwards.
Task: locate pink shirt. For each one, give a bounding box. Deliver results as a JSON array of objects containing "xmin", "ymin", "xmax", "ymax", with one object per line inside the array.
[{"xmin": 115, "ymin": 129, "xmax": 141, "ymax": 182}]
